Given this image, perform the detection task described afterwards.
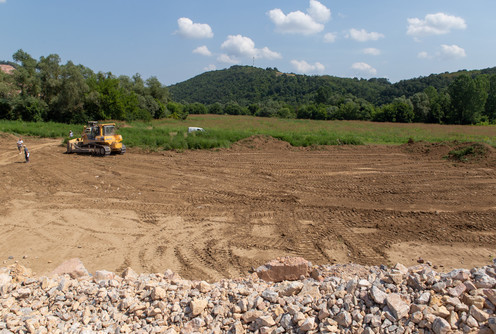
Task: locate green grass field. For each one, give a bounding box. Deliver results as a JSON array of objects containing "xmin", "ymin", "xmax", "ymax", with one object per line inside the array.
[{"xmin": 1, "ymin": 115, "xmax": 495, "ymax": 151}]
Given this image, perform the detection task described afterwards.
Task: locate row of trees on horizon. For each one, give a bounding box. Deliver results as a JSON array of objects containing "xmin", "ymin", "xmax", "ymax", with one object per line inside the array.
[
  {"xmin": 0, "ymin": 50, "xmax": 185, "ymax": 124},
  {"xmin": 1, "ymin": 50, "xmax": 496, "ymax": 125},
  {"xmin": 170, "ymin": 66, "xmax": 496, "ymax": 125},
  {"xmin": 183, "ymin": 77, "xmax": 493, "ymax": 125}
]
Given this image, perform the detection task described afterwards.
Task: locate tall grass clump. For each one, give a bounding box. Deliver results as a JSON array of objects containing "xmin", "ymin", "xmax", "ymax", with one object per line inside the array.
[
  {"xmin": 444, "ymin": 143, "xmax": 488, "ymax": 162},
  {"xmin": 119, "ymin": 124, "xmax": 252, "ymax": 151},
  {"xmin": 119, "ymin": 125, "xmax": 182, "ymax": 150},
  {"xmin": 0, "ymin": 120, "xmax": 72, "ymax": 138},
  {"xmin": 186, "ymin": 130, "xmax": 231, "ymax": 149},
  {"xmin": 272, "ymin": 131, "xmax": 364, "ymax": 147}
]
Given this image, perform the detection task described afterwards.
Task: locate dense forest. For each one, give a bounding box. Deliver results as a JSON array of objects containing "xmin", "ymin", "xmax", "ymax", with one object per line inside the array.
[
  {"xmin": 0, "ymin": 50, "xmax": 182, "ymax": 124},
  {"xmin": 1, "ymin": 49, "xmax": 496, "ymax": 125},
  {"xmin": 170, "ymin": 65, "xmax": 496, "ymax": 125}
]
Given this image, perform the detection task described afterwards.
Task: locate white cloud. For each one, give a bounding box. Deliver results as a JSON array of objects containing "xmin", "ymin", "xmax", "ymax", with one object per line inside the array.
[
  {"xmin": 267, "ymin": 0, "xmax": 330, "ymax": 35},
  {"xmin": 221, "ymin": 35, "xmax": 256, "ymax": 57},
  {"xmin": 267, "ymin": 8, "xmax": 324, "ymax": 35},
  {"xmin": 307, "ymin": 0, "xmax": 331, "ymax": 23},
  {"xmin": 176, "ymin": 17, "xmax": 213, "ymax": 39},
  {"xmin": 417, "ymin": 45, "xmax": 466, "ymax": 60},
  {"xmin": 351, "ymin": 62, "xmax": 377, "ymax": 75},
  {"xmin": 348, "ymin": 28, "xmax": 384, "ymax": 42},
  {"xmin": 193, "ymin": 45, "xmax": 212, "ymax": 56},
  {"xmin": 407, "ymin": 13, "xmax": 466, "ymax": 37},
  {"xmin": 204, "ymin": 64, "xmax": 216, "ymax": 71},
  {"xmin": 220, "ymin": 35, "xmax": 281, "ymax": 61},
  {"xmin": 0, "ymin": 0, "xmax": 6, "ymax": 3},
  {"xmin": 217, "ymin": 54, "xmax": 239, "ymax": 64},
  {"xmin": 440, "ymin": 44, "xmax": 466, "ymax": 59},
  {"xmin": 363, "ymin": 48, "xmax": 381, "ymax": 56},
  {"xmin": 291, "ymin": 60, "xmax": 325, "ymax": 74},
  {"xmin": 417, "ymin": 51, "xmax": 430, "ymax": 59},
  {"xmin": 258, "ymin": 47, "xmax": 282, "ymax": 60},
  {"xmin": 323, "ymin": 32, "xmax": 337, "ymax": 43}
]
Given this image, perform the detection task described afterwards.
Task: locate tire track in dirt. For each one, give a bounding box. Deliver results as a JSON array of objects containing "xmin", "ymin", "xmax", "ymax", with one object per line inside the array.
[
  {"xmin": 170, "ymin": 219, "xmax": 226, "ymax": 280},
  {"xmin": 292, "ymin": 207, "xmax": 386, "ymax": 265},
  {"xmin": 332, "ymin": 219, "xmax": 385, "ymax": 265},
  {"xmin": 0, "ymin": 139, "xmax": 60, "ymax": 166},
  {"xmin": 1, "ymin": 134, "xmax": 496, "ymax": 280}
]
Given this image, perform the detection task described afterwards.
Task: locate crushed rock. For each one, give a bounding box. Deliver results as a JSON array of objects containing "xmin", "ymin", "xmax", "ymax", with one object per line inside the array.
[{"xmin": 1, "ymin": 258, "xmax": 496, "ymax": 333}]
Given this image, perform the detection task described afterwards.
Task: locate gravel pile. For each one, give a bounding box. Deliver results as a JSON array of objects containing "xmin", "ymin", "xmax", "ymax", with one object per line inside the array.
[{"xmin": 1, "ymin": 257, "xmax": 496, "ymax": 333}]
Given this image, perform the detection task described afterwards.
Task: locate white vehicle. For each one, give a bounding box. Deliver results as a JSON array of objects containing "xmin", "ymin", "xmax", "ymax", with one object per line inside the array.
[{"xmin": 188, "ymin": 127, "xmax": 205, "ymax": 133}]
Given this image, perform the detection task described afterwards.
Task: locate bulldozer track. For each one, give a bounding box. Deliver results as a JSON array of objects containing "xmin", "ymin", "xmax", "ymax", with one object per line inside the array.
[{"xmin": 0, "ymin": 134, "xmax": 496, "ymax": 280}]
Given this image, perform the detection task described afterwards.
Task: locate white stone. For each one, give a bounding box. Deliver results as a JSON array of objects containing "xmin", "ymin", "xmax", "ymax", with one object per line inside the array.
[
  {"xmin": 466, "ymin": 315, "xmax": 479, "ymax": 328},
  {"xmin": 299, "ymin": 317, "xmax": 315, "ymax": 332},
  {"xmin": 335, "ymin": 311, "xmax": 352, "ymax": 327},
  {"xmin": 0, "ymin": 273, "xmax": 11, "ymax": 287},
  {"xmin": 432, "ymin": 317, "xmax": 451, "ymax": 334},
  {"xmin": 190, "ymin": 298, "xmax": 208, "ymax": 316},
  {"xmin": 151, "ymin": 286, "xmax": 166, "ymax": 300},
  {"xmin": 262, "ymin": 289, "xmax": 279, "ymax": 303},
  {"xmin": 470, "ymin": 305, "xmax": 489, "ymax": 323},
  {"xmin": 386, "ymin": 293, "xmax": 410, "ymax": 320},
  {"xmin": 277, "ymin": 281, "xmax": 304, "ymax": 296},
  {"xmin": 358, "ymin": 279, "xmax": 372, "ymax": 288},
  {"xmin": 256, "ymin": 315, "xmax": 275, "ymax": 327},
  {"xmin": 370, "ymin": 285, "xmax": 387, "ymax": 304},
  {"xmin": 417, "ymin": 292, "xmax": 431, "ymax": 304},
  {"xmin": 94, "ymin": 270, "xmax": 114, "ymax": 281}
]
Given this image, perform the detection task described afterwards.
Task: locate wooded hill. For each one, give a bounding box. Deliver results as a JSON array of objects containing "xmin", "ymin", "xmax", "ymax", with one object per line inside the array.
[
  {"xmin": 169, "ymin": 65, "xmax": 496, "ymax": 107},
  {"xmin": 169, "ymin": 65, "xmax": 496, "ymax": 125}
]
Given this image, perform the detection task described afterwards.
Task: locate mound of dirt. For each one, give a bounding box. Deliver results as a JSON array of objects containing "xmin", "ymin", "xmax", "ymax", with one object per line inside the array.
[
  {"xmin": 402, "ymin": 140, "xmax": 496, "ymax": 165},
  {"xmin": 230, "ymin": 134, "xmax": 293, "ymax": 151},
  {"xmin": 0, "ymin": 132, "xmax": 20, "ymax": 140},
  {"xmin": 444, "ymin": 142, "xmax": 496, "ymax": 164}
]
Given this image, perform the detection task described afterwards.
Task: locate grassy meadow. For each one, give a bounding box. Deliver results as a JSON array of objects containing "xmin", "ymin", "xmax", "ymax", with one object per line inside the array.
[{"xmin": 1, "ymin": 115, "xmax": 495, "ymax": 151}]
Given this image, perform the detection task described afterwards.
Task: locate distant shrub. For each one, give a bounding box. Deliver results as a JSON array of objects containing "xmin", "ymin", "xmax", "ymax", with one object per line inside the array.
[{"xmin": 445, "ymin": 143, "xmax": 488, "ymax": 162}]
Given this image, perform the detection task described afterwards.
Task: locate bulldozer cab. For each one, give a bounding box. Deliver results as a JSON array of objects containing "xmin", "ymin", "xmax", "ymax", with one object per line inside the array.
[
  {"xmin": 84, "ymin": 125, "xmax": 98, "ymax": 140},
  {"xmin": 102, "ymin": 125, "xmax": 116, "ymax": 136},
  {"xmin": 83, "ymin": 122, "xmax": 115, "ymax": 139}
]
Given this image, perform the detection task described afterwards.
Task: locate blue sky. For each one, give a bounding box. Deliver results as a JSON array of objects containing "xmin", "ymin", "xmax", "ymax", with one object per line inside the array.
[{"xmin": 1, "ymin": 0, "xmax": 495, "ymax": 86}]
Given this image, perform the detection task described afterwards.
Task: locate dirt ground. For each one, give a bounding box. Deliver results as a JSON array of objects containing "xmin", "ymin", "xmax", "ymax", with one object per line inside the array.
[{"xmin": 1, "ymin": 133, "xmax": 495, "ymax": 281}]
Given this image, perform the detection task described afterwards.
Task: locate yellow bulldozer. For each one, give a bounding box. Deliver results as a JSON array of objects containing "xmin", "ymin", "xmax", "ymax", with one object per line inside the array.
[{"xmin": 66, "ymin": 121, "xmax": 126, "ymax": 156}]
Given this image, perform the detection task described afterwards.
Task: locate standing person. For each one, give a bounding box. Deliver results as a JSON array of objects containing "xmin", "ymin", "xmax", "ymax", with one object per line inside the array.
[
  {"xmin": 69, "ymin": 130, "xmax": 73, "ymax": 138},
  {"xmin": 23, "ymin": 145, "xmax": 30, "ymax": 163},
  {"xmin": 17, "ymin": 137, "xmax": 23, "ymax": 154}
]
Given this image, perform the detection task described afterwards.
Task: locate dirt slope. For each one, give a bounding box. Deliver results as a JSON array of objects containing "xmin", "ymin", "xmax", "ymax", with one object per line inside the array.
[{"xmin": 0, "ymin": 133, "xmax": 495, "ymax": 281}]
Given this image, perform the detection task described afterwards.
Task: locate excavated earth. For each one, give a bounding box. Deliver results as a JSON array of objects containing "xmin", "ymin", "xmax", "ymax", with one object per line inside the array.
[{"xmin": 0, "ymin": 133, "xmax": 495, "ymax": 281}]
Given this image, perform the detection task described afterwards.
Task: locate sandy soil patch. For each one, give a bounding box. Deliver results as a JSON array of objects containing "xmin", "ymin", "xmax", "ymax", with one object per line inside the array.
[{"xmin": 0, "ymin": 133, "xmax": 495, "ymax": 280}]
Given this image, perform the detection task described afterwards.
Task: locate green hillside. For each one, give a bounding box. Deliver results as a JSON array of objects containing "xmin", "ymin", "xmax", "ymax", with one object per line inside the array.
[
  {"xmin": 169, "ymin": 65, "xmax": 496, "ymax": 107},
  {"xmin": 168, "ymin": 66, "xmax": 392, "ymax": 106}
]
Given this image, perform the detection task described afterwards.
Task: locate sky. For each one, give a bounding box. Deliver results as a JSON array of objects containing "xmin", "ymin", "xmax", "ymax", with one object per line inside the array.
[{"xmin": 1, "ymin": 0, "xmax": 495, "ymax": 86}]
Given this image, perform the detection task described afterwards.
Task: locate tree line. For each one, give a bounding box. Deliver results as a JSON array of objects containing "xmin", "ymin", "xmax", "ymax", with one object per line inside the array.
[
  {"xmin": 0, "ymin": 50, "xmax": 187, "ymax": 124},
  {"xmin": 171, "ymin": 66, "xmax": 496, "ymax": 125},
  {"xmin": 1, "ymin": 51, "xmax": 496, "ymax": 125}
]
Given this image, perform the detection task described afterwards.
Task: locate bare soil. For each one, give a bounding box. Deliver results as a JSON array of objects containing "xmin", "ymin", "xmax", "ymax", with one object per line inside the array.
[{"xmin": 1, "ymin": 133, "xmax": 495, "ymax": 281}]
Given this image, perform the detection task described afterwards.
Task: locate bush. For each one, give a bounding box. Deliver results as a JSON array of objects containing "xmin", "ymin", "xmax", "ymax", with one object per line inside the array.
[{"xmin": 445, "ymin": 143, "xmax": 488, "ymax": 162}]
